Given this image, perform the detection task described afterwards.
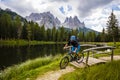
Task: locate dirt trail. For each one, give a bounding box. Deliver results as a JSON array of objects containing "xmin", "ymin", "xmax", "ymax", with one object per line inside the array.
[
  {"xmin": 36, "ymin": 55, "xmax": 120, "ymax": 80},
  {"xmin": 99, "ymin": 55, "xmax": 120, "ymax": 61},
  {"xmin": 36, "ymin": 66, "xmax": 75, "ymax": 80}
]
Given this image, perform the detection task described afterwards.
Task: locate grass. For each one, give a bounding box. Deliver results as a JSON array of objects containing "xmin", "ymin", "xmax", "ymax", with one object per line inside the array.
[
  {"xmin": 0, "ymin": 55, "xmax": 62, "ymax": 80},
  {"xmin": 0, "ymin": 40, "xmax": 66, "ymax": 46},
  {"xmin": 107, "ymin": 42, "xmax": 120, "ymax": 47},
  {"xmin": 0, "ymin": 42, "xmax": 120, "ymax": 80},
  {"xmin": 59, "ymin": 60, "xmax": 120, "ymax": 80}
]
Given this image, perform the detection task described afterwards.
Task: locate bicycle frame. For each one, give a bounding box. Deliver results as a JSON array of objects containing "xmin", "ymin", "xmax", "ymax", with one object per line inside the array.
[
  {"xmin": 64, "ymin": 46, "xmax": 77, "ymax": 61},
  {"xmin": 60, "ymin": 46, "xmax": 84, "ymax": 69}
]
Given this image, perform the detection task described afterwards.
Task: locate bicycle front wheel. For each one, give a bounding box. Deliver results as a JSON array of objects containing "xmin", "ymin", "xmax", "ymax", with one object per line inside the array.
[
  {"xmin": 60, "ymin": 56, "xmax": 69, "ymax": 69},
  {"xmin": 76, "ymin": 53, "xmax": 84, "ymax": 63}
]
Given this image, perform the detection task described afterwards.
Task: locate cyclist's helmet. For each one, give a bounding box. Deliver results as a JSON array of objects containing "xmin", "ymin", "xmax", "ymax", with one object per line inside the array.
[{"xmin": 70, "ymin": 35, "xmax": 76, "ymax": 41}]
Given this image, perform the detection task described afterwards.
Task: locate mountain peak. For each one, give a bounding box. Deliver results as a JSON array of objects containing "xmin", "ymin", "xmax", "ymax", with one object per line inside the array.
[
  {"xmin": 46, "ymin": 11, "xmax": 51, "ymax": 14},
  {"xmin": 5, "ymin": 8, "xmax": 12, "ymax": 12},
  {"xmin": 63, "ymin": 16, "xmax": 85, "ymax": 29},
  {"xmin": 26, "ymin": 12, "xmax": 61, "ymax": 29},
  {"xmin": 74, "ymin": 16, "xmax": 78, "ymax": 19},
  {"xmin": 74, "ymin": 16, "xmax": 81, "ymax": 23}
]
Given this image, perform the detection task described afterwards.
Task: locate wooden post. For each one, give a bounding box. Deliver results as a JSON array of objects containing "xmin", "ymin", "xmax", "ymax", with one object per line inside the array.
[
  {"xmin": 86, "ymin": 51, "xmax": 89, "ymax": 66},
  {"xmin": 111, "ymin": 49, "xmax": 114, "ymax": 61},
  {"xmin": 92, "ymin": 50, "xmax": 94, "ymax": 57}
]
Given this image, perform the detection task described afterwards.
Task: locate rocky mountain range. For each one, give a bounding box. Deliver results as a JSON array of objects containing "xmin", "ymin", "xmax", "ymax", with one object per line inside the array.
[
  {"xmin": 26, "ymin": 12, "xmax": 86, "ymax": 30},
  {"xmin": 26, "ymin": 12, "xmax": 61, "ymax": 29},
  {"xmin": 63, "ymin": 16, "xmax": 85, "ymax": 30},
  {"xmin": 0, "ymin": 8, "xmax": 98, "ymax": 33}
]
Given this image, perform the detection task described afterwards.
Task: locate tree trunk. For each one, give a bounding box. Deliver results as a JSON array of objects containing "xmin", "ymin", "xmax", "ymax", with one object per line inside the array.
[{"xmin": 113, "ymin": 37, "xmax": 116, "ymax": 47}]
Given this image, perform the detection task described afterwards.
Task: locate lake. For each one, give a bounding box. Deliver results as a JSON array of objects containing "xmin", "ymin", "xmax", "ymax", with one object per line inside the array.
[
  {"xmin": 0, "ymin": 43, "xmax": 90, "ymax": 70},
  {"xmin": 0, "ymin": 44, "xmax": 66, "ymax": 70}
]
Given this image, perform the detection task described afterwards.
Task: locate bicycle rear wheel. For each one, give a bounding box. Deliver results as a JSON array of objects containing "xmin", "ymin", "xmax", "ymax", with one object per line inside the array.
[
  {"xmin": 76, "ymin": 53, "xmax": 84, "ymax": 63},
  {"xmin": 60, "ymin": 56, "xmax": 69, "ymax": 69}
]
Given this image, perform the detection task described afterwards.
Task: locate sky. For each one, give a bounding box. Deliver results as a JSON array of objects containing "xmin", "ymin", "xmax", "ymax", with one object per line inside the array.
[{"xmin": 0, "ymin": 0, "xmax": 120, "ymax": 32}]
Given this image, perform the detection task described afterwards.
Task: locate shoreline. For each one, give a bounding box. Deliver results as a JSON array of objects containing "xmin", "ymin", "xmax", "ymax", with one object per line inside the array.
[{"xmin": 0, "ymin": 40, "xmax": 66, "ymax": 46}]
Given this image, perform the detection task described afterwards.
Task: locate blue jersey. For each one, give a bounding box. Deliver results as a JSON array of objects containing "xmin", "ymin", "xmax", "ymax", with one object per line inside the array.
[{"xmin": 67, "ymin": 40, "xmax": 79, "ymax": 47}]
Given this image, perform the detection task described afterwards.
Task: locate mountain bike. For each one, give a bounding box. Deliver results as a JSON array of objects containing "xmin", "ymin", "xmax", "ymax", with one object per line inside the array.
[{"xmin": 60, "ymin": 46, "xmax": 84, "ymax": 69}]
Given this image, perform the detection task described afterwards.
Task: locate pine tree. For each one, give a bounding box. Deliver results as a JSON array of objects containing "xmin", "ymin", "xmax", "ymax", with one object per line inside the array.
[
  {"xmin": 52, "ymin": 26, "xmax": 56, "ymax": 41},
  {"xmin": 30, "ymin": 21, "xmax": 35, "ymax": 40},
  {"xmin": 78, "ymin": 32, "xmax": 83, "ymax": 42},
  {"xmin": 0, "ymin": 13, "xmax": 12, "ymax": 39},
  {"xmin": 101, "ymin": 28, "xmax": 106, "ymax": 42},
  {"xmin": 46, "ymin": 28, "xmax": 52, "ymax": 41},
  {"xmin": 26, "ymin": 23, "xmax": 31, "ymax": 41},
  {"xmin": 106, "ymin": 10, "xmax": 119, "ymax": 46},
  {"xmin": 15, "ymin": 16, "xmax": 22, "ymax": 39},
  {"xmin": 59, "ymin": 26, "xmax": 65, "ymax": 41},
  {"xmin": 21, "ymin": 21, "xmax": 27, "ymax": 39},
  {"xmin": 40, "ymin": 25, "xmax": 46, "ymax": 41},
  {"xmin": 33, "ymin": 23, "xmax": 41, "ymax": 40}
]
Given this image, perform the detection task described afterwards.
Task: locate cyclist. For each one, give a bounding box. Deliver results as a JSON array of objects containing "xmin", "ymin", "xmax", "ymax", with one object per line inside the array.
[{"xmin": 64, "ymin": 35, "xmax": 81, "ymax": 59}]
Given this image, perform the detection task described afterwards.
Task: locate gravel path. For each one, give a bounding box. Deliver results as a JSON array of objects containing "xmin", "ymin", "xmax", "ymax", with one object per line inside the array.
[
  {"xmin": 36, "ymin": 55, "xmax": 120, "ymax": 80},
  {"xmin": 99, "ymin": 55, "xmax": 120, "ymax": 61},
  {"xmin": 36, "ymin": 66, "xmax": 75, "ymax": 80}
]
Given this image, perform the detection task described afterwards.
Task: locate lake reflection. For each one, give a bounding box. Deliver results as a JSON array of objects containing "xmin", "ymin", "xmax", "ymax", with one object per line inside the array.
[{"xmin": 0, "ymin": 44, "xmax": 65, "ymax": 70}]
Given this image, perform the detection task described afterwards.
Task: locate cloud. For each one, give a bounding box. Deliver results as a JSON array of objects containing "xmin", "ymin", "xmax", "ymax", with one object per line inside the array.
[
  {"xmin": 84, "ymin": 6, "xmax": 120, "ymax": 32},
  {"xmin": 112, "ymin": 5, "xmax": 120, "ymax": 11},
  {"xmin": 78, "ymin": 0, "xmax": 113, "ymax": 17},
  {"xmin": 0, "ymin": 0, "xmax": 38, "ymax": 16},
  {"xmin": 0, "ymin": 0, "xmax": 120, "ymax": 32},
  {"xmin": 67, "ymin": 5, "xmax": 72, "ymax": 11},
  {"xmin": 59, "ymin": 6, "xmax": 65, "ymax": 14},
  {"xmin": 50, "ymin": 0, "xmax": 69, "ymax": 2},
  {"xmin": 59, "ymin": 5, "xmax": 72, "ymax": 15}
]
